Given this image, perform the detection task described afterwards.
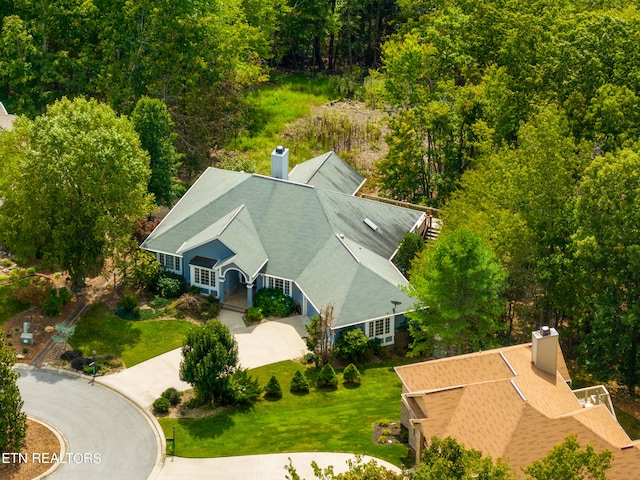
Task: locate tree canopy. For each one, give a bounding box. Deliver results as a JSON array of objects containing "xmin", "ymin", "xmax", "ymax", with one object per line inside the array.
[
  {"xmin": 406, "ymin": 229, "xmax": 506, "ymax": 356},
  {"xmin": 0, "ymin": 97, "xmax": 152, "ymax": 286},
  {"xmin": 180, "ymin": 320, "xmax": 239, "ymax": 404},
  {"xmin": 524, "ymin": 435, "xmax": 612, "ymax": 480}
]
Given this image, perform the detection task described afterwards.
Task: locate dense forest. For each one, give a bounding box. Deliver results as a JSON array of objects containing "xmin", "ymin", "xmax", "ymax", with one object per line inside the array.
[{"xmin": 3, "ymin": 0, "xmax": 640, "ymax": 392}]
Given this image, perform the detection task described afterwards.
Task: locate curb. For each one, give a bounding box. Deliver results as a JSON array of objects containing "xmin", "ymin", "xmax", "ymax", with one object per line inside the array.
[
  {"xmin": 28, "ymin": 414, "xmax": 69, "ymax": 480},
  {"xmin": 15, "ymin": 365, "xmax": 166, "ymax": 480}
]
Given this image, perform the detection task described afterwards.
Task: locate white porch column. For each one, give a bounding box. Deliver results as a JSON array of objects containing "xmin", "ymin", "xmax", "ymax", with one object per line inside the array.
[
  {"xmin": 218, "ymin": 273, "xmax": 225, "ymax": 302},
  {"xmin": 246, "ymin": 282, "xmax": 254, "ymax": 307}
]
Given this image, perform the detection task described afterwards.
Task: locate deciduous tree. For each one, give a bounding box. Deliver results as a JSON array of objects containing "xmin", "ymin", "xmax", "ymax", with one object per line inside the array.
[
  {"xmin": 304, "ymin": 305, "xmax": 334, "ymax": 367},
  {"xmin": 0, "ymin": 97, "xmax": 152, "ymax": 287},
  {"xmin": 524, "ymin": 435, "xmax": 612, "ymax": 480},
  {"xmin": 572, "ymin": 149, "xmax": 640, "ymax": 394},
  {"xmin": 180, "ymin": 320, "xmax": 239, "ymax": 404},
  {"xmin": 406, "ymin": 229, "xmax": 506, "ymax": 356}
]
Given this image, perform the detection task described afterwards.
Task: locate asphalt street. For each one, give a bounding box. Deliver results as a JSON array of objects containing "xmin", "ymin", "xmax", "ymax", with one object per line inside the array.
[{"xmin": 16, "ymin": 367, "xmax": 160, "ymax": 480}]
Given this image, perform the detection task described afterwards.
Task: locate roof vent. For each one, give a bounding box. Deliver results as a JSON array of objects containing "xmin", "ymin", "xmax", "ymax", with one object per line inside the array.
[{"xmin": 363, "ymin": 217, "xmax": 378, "ymax": 231}]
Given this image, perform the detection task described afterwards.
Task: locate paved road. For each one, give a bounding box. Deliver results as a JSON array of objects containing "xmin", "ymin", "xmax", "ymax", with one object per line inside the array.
[{"xmin": 16, "ymin": 367, "xmax": 161, "ymax": 480}]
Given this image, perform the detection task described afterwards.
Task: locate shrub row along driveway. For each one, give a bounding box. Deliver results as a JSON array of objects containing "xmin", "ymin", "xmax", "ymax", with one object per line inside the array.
[
  {"xmin": 16, "ymin": 366, "xmax": 160, "ymax": 480},
  {"xmin": 98, "ymin": 310, "xmax": 309, "ymax": 407}
]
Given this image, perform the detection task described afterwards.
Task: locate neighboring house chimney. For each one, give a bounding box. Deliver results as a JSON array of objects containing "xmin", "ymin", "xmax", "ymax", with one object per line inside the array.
[
  {"xmin": 271, "ymin": 145, "xmax": 289, "ymax": 180},
  {"xmin": 532, "ymin": 326, "xmax": 559, "ymax": 376}
]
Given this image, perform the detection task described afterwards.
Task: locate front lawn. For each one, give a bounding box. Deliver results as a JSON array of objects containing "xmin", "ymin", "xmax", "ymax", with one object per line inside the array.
[
  {"xmin": 158, "ymin": 360, "xmax": 412, "ymax": 467},
  {"xmin": 70, "ymin": 302, "xmax": 193, "ymax": 367}
]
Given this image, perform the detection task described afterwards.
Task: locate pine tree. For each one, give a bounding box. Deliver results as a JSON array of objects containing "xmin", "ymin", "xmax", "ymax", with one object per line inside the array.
[
  {"xmin": 317, "ymin": 364, "xmax": 338, "ymax": 389},
  {"xmin": 264, "ymin": 375, "xmax": 283, "ymax": 399},
  {"xmin": 0, "ymin": 340, "xmax": 27, "ymax": 453},
  {"xmin": 290, "ymin": 371, "xmax": 310, "ymax": 394},
  {"xmin": 343, "ymin": 363, "xmax": 361, "ymax": 384}
]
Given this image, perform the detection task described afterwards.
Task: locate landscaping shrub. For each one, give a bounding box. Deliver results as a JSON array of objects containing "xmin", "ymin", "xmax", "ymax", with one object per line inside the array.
[
  {"xmin": 200, "ymin": 295, "xmax": 221, "ymax": 319},
  {"xmin": 149, "ymin": 296, "xmax": 171, "ymax": 310},
  {"xmin": 70, "ymin": 356, "xmax": 89, "ymax": 371},
  {"xmin": 115, "ymin": 292, "xmax": 140, "ymax": 319},
  {"xmin": 161, "ymin": 387, "xmax": 182, "ymax": 406},
  {"xmin": 42, "ymin": 289, "xmax": 64, "ymax": 316},
  {"xmin": 317, "ymin": 364, "xmax": 338, "ymax": 389},
  {"xmin": 253, "ymin": 288, "xmax": 295, "ymax": 317},
  {"xmin": 60, "ymin": 350, "xmax": 83, "ymax": 362},
  {"xmin": 58, "ymin": 286, "xmax": 72, "ymax": 305},
  {"xmin": 367, "ymin": 337, "xmax": 382, "ymax": 357},
  {"xmin": 246, "ymin": 306, "xmax": 263, "ymax": 323},
  {"xmin": 155, "ymin": 273, "xmax": 183, "ymax": 298},
  {"xmin": 225, "ymin": 369, "xmax": 263, "ymax": 406},
  {"xmin": 290, "ymin": 370, "xmax": 310, "ymax": 394},
  {"xmin": 343, "ymin": 363, "xmax": 361, "ymax": 384},
  {"xmin": 336, "ymin": 328, "xmax": 369, "ymax": 362},
  {"xmin": 174, "ymin": 293, "xmax": 202, "ymax": 317},
  {"xmin": 264, "ymin": 375, "xmax": 282, "ymax": 399},
  {"xmin": 153, "ymin": 396, "xmax": 171, "ymax": 414}
]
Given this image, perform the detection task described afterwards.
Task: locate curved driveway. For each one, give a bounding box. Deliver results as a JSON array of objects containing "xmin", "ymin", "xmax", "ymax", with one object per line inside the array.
[{"xmin": 16, "ymin": 367, "xmax": 160, "ymax": 480}]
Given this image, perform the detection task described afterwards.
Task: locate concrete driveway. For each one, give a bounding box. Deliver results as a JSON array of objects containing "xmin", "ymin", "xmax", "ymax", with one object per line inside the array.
[
  {"xmin": 99, "ymin": 310, "xmax": 309, "ymax": 407},
  {"xmin": 16, "ymin": 366, "xmax": 161, "ymax": 480}
]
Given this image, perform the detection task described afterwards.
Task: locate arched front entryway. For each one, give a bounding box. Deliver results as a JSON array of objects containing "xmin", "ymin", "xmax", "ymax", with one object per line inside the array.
[{"xmin": 219, "ymin": 267, "xmax": 255, "ymax": 309}]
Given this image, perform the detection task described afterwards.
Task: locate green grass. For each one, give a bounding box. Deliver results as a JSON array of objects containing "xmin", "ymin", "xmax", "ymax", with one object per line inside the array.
[
  {"xmin": 228, "ymin": 74, "xmax": 334, "ymax": 173},
  {"xmin": 158, "ymin": 360, "xmax": 412, "ymax": 467},
  {"xmin": 0, "ymin": 283, "xmax": 30, "ymax": 324},
  {"xmin": 69, "ymin": 303, "xmax": 193, "ymax": 367}
]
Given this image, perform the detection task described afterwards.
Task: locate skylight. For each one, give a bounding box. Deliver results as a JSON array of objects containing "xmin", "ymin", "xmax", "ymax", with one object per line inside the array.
[{"xmin": 363, "ymin": 217, "xmax": 379, "ymax": 231}]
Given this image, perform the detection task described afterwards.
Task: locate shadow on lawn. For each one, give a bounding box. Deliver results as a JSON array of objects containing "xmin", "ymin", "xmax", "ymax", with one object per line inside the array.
[
  {"xmin": 72, "ymin": 304, "xmax": 142, "ymax": 359},
  {"xmin": 178, "ymin": 411, "xmax": 236, "ymax": 440}
]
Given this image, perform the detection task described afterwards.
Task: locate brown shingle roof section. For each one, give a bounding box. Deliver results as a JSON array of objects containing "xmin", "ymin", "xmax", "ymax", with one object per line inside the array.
[{"xmin": 396, "ymin": 341, "xmax": 636, "ymax": 479}]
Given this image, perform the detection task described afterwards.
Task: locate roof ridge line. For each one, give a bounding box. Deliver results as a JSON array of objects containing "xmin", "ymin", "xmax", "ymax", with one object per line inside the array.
[
  {"xmin": 308, "ymin": 151, "xmax": 333, "ymax": 182},
  {"xmin": 336, "ymin": 233, "xmax": 360, "ymax": 263},
  {"xmin": 218, "ymin": 204, "xmax": 245, "ymax": 236},
  {"xmin": 252, "ymin": 173, "xmax": 315, "ymax": 188}
]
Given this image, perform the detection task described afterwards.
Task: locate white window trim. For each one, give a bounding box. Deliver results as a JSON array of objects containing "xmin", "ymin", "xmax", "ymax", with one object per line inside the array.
[
  {"xmin": 262, "ymin": 274, "xmax": 292, "ymax": 296},
  {"xmin": 367, "ymin": 317, "xmax": 394, "ymax": 346},
  {"xmin": 190, "ymin": 265, "xmax": 216, "ymax": 289},
  {"xmin": 157, "ymin": 252, "xmax": 182, "ymax": 274}
]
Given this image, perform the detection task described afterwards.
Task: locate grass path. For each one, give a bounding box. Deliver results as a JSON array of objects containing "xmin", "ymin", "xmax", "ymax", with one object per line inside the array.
[
  {"xmin": 158, "ymin": 360, "xmax": 412, "ymax": 467},
  {"xmin": 69, "ymin": 303, "xmax": 192, "ymax": 367}
]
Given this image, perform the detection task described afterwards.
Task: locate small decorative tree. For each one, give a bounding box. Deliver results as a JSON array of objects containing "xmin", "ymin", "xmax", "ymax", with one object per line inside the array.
[
  {"xmin": 304, "ymin": 305, "xmax": 334, "ymax": 367},
  {"xmin": 343, "ymin": 363, "xmax": 361, "ymax": 384},
  {"xmin": 264, "ymin": 375, "xmax": 283, "ymax": 399},
  {"xmin": 290, "ymin": 370, "xmax": 310, "ymax": 394},
  {"xmin": 317, "ymin": 364, "xmax": 339, "ymax": 389},
  {"xmin": 52, "ymin": 323, "xmax": 76, "ymax": 343}
]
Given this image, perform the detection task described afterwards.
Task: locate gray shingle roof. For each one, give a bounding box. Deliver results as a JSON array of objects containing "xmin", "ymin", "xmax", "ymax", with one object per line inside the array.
[
  {"xmin": 289, "ymin": 151, "xmax": 365, "ymax": 195},
  {"xmin": 142, "ymin": 166, "xmax": 423, "ymax": 327}
]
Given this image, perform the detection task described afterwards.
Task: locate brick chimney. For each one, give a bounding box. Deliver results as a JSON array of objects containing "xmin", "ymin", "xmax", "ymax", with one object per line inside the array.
[{"xmin": 532, "ymin": 326, "xmax": 559, "ymax": 376}]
